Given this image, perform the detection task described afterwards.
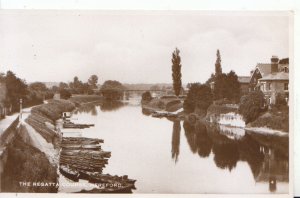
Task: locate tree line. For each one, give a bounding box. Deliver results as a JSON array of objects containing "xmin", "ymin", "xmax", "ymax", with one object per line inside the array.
[
  {"xmin": 0, "ymin": 71, "xmax": 54, "ymax": 113},
  {"xmin": 172, "ymin": 48, "xmax": 287, "ymax": 123}
]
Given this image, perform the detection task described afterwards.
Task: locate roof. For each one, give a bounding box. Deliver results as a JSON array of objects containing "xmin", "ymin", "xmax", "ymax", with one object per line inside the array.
[
  {"xmin": 238, "ymin": 76, "xmax": 250, "ymax": 83},
  {"xmin": 258, "ymin": 72, "xmax": 289, "ymax": 81},
  {"xmin": 256, "ymin": 63, "xmax": 272, "ymax": 77}
]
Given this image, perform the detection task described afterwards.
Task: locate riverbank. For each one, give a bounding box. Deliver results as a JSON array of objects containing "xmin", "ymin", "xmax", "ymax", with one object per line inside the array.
[
  {"xmin": 141, "ymin": 96, "xmax": 184, "ymax": 119},
  {"xmin": 0, "ymin": 95, "xmax": 104, "ymax": 192},
  {"xmin": 205, "ymin": 103, "xmax": 289, "ymax": 135}
]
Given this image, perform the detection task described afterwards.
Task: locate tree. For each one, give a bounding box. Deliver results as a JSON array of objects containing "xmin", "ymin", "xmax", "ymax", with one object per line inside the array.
[
  {"xmin": 28, "ymin": 82, "xmax": 52, "ymax": 103},
  {"xmin": 183, "ymin": 83, "xmax": 213, "ymax": 115},
  {"xmin": 238, "ymin": 90, "xmax": 265, "ymax": 124},
  {"xmin": 205, "ymin": 73, "xmax": 215, "ymax": 85},
  {"xmin": 88, "ymin": 75, "xmax": 99, "ymax": 89},
  {"xmin": 141, "ymin": 91, "xmax": 153, "ymax": 103},
  {"xmin": 29, "ymin": 82, "xmax": 47, "ymax": 92},
  {"xmin": 215, "ymin": 49, "xmax": 222, "ymax": 77},
  {"xmin": 100, "ymin": 80, "xmax": 125, "ymax": 100},
  {"xmin": 69, "ymin": 76, "xmax": 84, "ymax": 94},
  {"xmin": 172, "ymin": 48, "xmax": 182, "ymax": 96},
  {"xmin": 5, "ymin": 71, "xmax": 28, "ymax": 111},
  {"xmin": 213, "ymin": 70, "xmax": 241, "ymax": 103},
  {"xmin": 59, "ymin": 82, "xmax": 69, "ymax": 90},
  {"xmin": 60, "ymin": 89, "xmax": 72, "ymax": 100}
]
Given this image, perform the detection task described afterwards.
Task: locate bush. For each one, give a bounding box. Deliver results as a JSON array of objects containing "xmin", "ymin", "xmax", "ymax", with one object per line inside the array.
[
  {"xmin": 275, "ymin": 93, "xmax": 288, "ymax": 107},
  {"xmin": 60, "ymin": 89, "xmax": 72, "ymax": 100},
  {"xmin": 141, "ymin": 91, "xmax": 153, "ymax": 103},
  {"xmin": 238, "ymin": 90, "xmax": 265, "ymax": 124},
  {"xmin": 183, "ymin": 84, "xmax": 213, "ymax": 114}
]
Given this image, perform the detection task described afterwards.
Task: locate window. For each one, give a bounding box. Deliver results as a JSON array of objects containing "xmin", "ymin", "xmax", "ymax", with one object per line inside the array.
[
  {"xmin": 284, "ymin": 83, "xmax": 288, "ymax": 91},
  {"xmin": 284, "ymin": 67, "xmax": 289, "ymax": 72}
]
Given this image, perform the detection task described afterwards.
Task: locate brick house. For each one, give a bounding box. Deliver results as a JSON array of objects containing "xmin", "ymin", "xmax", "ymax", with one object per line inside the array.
[{"xmin": 250, "ymin": 56, "xmax": 289, "ymax": 105}]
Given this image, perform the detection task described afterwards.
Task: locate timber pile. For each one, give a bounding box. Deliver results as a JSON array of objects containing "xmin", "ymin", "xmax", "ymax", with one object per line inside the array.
[
  {"xmin": 59, "ymin": 137, "xmax": 136, "ymax": 193},
  {"xmin": 63, "ymin": 120, "xmax": 95, "ymax": 129}
]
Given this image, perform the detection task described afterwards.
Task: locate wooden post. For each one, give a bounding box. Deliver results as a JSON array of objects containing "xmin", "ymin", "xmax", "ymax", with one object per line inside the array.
[{"xmin": 19, "ymin": 98, "xmax": 22, "ymax": 120}]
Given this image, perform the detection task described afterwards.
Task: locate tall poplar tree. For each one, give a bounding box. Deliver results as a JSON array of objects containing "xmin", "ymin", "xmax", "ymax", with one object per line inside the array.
[
  {"xmin": 172, "ymin": 48, "xmax": 182, "ymax": 97},
  {"xmin": 215, "ymin": 49, "xmax": 222, "ymax": 76}
]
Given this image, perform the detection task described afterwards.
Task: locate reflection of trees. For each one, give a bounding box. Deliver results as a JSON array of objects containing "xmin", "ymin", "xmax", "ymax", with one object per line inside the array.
[
  {"xmin": 182, "ymin": 121, "xmax": 288, "ymax": 192},
  {"xmin": 183, "ymin": 121, "xmax": 212, "ymax": 158},
  {"xmin": 238, "ymin": 133, "xmax": 265, "ymax": 178},
  {"xmin": 100, "ymin": 101, "xmax": 125, "ymax": 112},
  {"xmin": 141, "ymin": 108, "xmax": 152, "ymax": 116},
  {"xmin": 74, "ymin": 103, "xmax": 100, "ymax": 116},
  {"xmin": 171, "ymin": 121, "xmax": 181, "ymax": 163},
  {"xmin": 212, "ymin": 142, "xmax": 239, "ymax": 171}
]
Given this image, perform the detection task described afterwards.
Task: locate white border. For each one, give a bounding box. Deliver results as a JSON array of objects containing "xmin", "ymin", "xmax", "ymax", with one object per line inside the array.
[{"xmin": 0, "ymin": 1, "xmax": 299, "ymax": 198}]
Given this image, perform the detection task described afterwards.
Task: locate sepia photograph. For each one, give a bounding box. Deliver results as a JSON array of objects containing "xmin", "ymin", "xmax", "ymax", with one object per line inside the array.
[{"xmin": 0, "ymin": 8, "xmax": 292, "ymax": 195}]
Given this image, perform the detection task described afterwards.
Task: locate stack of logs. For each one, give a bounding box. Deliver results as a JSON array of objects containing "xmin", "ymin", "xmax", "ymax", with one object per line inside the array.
[{"xmin": 59, "ymin": 137, "xmax": 136, "ymax": 193}]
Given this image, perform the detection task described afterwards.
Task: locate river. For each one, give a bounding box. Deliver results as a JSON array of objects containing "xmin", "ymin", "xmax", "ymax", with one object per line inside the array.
[{"xmin": 58, "ymin": 97, "xmax": 289, "ymax": 194}]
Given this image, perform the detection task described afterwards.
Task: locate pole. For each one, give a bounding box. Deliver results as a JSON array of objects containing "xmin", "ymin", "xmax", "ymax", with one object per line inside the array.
[{"xmin": 19, "ymin": 98, "xmax": 22, "ymax": 120}]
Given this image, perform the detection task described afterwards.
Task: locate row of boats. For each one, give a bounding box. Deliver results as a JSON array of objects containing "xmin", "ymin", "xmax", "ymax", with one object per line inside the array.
[{"xmin": 59, "ymin": 136, "xmax": 136, "ymax": 193}]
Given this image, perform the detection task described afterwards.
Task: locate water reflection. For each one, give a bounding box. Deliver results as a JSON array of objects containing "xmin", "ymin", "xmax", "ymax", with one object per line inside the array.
[
  {"xmin": 100, "ymin": 101, "xmax": 125, "ymax": 112},
  {"xmin": 183, "ymin": 121, "xmax": 212, "ymax": 158},
  {"xmin": 182, "ymin": 121, "xmax": 288, "ymax": 192},
  {"xmin": 171, "ymin": 121, "xmax": 181, "ymax": 163},
  {"xmin": 65, "ymin": 99, "xmax": 289, "ymax": 193},
  {"xmin": 74, "ymin": 102, "xmax": 100, "ymax": 115}
]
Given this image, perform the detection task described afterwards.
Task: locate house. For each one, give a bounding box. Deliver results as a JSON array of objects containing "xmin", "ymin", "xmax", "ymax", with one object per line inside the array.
[
  {"xmin": 250, "ymin": 56, "xmax": 289, "ymax": 105},
  {"xmin": 237, "ymin": 76, "xmax": 251, "ymax": 95}
]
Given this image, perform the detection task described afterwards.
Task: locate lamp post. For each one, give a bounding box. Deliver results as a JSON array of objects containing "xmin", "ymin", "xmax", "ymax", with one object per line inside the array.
[{"xmin": 19, "ymin": 98, "xmax": 22, "ymax": 120}]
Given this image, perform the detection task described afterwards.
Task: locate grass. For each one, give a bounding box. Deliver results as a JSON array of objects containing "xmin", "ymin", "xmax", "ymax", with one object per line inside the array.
[
  {"xmin": 69, "ymin": 95, "xmax": 103, "ymax": 105},
  {"xmin": 26, "ymin": 99, "xmax": 75, "ymax": 144},
  {"xmin": 144, "ymin": 97, "xmax": 183, "ymax": 112},
  {"xmin": 247, "ymin": 109, "xmax": 289, "ymax": 132},
  {"xmin": 1, "ymin": 134, "xmax": 58, "ymax": 193}
]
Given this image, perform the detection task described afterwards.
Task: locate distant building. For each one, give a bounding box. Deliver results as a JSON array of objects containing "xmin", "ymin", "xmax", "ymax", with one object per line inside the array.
[
  {"xmin": 250, "ymin": 56, "xmax": 289, "ymax": 105},
  {"xmin": 237, "ymin": 76, "xmax": 251, "ymax": 95}
]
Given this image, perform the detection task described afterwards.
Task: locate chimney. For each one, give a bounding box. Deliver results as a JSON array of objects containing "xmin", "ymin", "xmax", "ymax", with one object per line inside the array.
[{"xmin": 271, "ymin": 56, "xmax": 279, "ymax": 73}]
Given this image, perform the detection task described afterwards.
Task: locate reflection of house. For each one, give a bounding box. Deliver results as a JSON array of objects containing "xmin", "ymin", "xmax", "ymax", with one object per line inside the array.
[
  {"xmin": 255, "ymin": 147, "xmax": 289, "ymax": 192},
  {"xmin": 238, "ymin": 76, "xmax": 251, "ymax": 95},
  {"xmin": 250, "ymin": 56, "xmax": 289, "ymax": 105}
]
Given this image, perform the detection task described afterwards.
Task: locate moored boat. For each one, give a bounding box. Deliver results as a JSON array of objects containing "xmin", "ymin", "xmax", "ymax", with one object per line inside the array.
[{"xmin": 59, "ymin": 165, "xmax": 80, "ymax": 182}]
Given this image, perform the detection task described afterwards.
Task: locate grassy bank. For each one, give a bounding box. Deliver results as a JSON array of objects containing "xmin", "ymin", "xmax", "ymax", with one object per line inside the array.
[
  {"xmin": 142, "ymin": 97, "xmax": 183, "ymax": 113},
  {"xmin": 1, "ymin": 134, "xmax": 58, "ymax": 192},
  {"xmin": 26, "ymin": 99, "xmax": 75, "ymax": 145},
  {"xmin": 247, "ymin": 107, "xmax": 289, "ymax": 132},
  {"xmin": 69, "ymin": 95, "xmax": 103, "ymax": 105}
]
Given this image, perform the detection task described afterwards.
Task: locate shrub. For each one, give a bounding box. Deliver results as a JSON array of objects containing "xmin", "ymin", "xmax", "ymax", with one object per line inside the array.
[
  {"xmin": 183, "ymin": 84, "xmax": 213, "ymax": 114},
  {"xmin": 141, "ymin": 91, "xmax": 153, "ymax": 103},
  {"xmin": 238, "ymin": 90, "xmax": 265, "ymax": 124},
  {"xmin": 60, "ymin": 89, "xmax": 72, "ymax": 100},
  {"xmin": 275, "ymin": 93, "xmax": 288, "ymax": 107}
]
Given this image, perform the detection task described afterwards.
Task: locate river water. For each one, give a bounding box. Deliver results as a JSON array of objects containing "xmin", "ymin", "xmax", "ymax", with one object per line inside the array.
[{"xmin": 59, "ymin": 97, "xmax": 289, "ymax": 194}]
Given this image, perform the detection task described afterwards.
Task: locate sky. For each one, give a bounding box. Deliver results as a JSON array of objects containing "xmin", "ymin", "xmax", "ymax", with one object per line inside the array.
[{"xmin": 0, "ymin": 10, "xmax": 290, "ymax": 84}]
